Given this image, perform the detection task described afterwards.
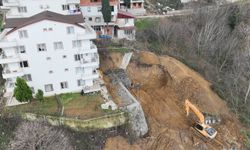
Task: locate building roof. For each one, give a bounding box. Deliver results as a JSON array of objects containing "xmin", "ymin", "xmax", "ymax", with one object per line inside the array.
[
  {"xmin": 5, "ymin": 11, "xmax": 85, "ymax": 35},
  {"xmin": 117, "ymin": 10, "xmax": 134, "ymax": 19}
]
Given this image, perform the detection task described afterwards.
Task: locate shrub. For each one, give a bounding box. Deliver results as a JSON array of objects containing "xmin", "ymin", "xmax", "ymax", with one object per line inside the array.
[
  {"xmin": 14, "ymin": 77, "xmax": 33, "ymax": 102},
  {"xmin": 35, "ymin": 89, "xmax": 44, "ymax": 102}
]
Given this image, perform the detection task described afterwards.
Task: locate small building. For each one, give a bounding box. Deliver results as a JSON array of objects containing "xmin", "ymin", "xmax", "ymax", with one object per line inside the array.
[
  {"xmin": 80, "ymin": 0, "xmax": 135, "ymax": 40},
  {"xmin": 119, "ymin": 0, "xmax": 146, "ymax": 16},
  {"xmin": 0, "ymin": 11, "xmax": 100, "ymax": 105},
  {"xmin": 80, "ymin": 0, "xmax": 119, "ymax": 38},
  {"xmin": 1, "ymin": 0, "xmax": 81, "ymax": 18},
  {"xmin": 116, "ymin": 10, "xmax": 135, "ymax": 40}
]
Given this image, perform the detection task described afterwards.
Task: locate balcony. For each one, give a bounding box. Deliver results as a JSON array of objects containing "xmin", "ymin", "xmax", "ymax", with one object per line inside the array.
[
  {"xmin": 0, "ymin": 54, "xmax": 19, "ymax": 64},
  {"xmin": 0, "ymin": 41, "xmax": 18, "ymax": 48},
  {"xmin": 3, "ymin": 0, "xmax": 19, "ymax": 6},
  {"xmin": 66, "ymin": 0, "xmax": 80, "ymax": 4},
  {"xmin": 81, "ymin": 72, "xmax": 99, "ymax": 80},
  {"xmin": 5, "ymin": 80, "xmax": 15, "ymax": 93},
  {"xmin": 2, "ymin": 68, "xmax": 24, "ymax": 79},
  {"xmin": 80, "ymin": 55, "xmax": 99, "ymax": 67}
]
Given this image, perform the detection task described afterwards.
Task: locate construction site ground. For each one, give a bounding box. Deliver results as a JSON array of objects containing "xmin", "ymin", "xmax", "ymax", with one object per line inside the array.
[{"xmin": 101, "ymin": 51, "xmax": 246, "ymax": 150}]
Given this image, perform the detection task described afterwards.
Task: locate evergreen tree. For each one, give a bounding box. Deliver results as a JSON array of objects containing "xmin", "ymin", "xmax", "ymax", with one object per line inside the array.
[
  {"xmin": 14, "ymin": 77, "xmax": 33, "ymax": 102},
  {"xmin": 101, "ymin": 0, "xmax": 111, "ymax": 35},
  {"xmin": 35, "ymin": 89, "xmax": 44, "ymax": 102}
]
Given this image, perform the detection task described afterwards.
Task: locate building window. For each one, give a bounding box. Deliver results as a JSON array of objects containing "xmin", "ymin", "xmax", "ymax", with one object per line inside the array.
[
  {"xmin": 87, "ymin": 7, "xmax": 91, "ymax": 12},
  {"xmin": 72, "ymin": 40, "xmax": 82, "ymax": 48},
  {"xmin": 49, "ymin": 70, "xmax": 53, "ymax": 74},
  {"xmin": 74, "ymin": 54, "xmax": 83, "ymax": 61},
  {"xmin": 45, "ymin": 84, "xmax": 53, "ymax": 92},
  {"xmin": 22, "ymin": 74, "xmax": 32, "ymax": 82},
  {"xmin": 67, "ymin": 26, "xmax": 74, "ymax": 34},
  {"xmin": 60, "ymin": 81, "xmax": 68, "ymax": 89},
  {"xmin": 88, "ymin": 17, "xmax": 92, "ymax": 21},
  {"xmin": 48, "ymin": 28, "xmax": 53, "ymax": 31},
  {"xmin": 20, "ymin": 61, "xmax": 29, "ymax": 68},
  {"xmin": 43, "ymin": 28, "xmax": 47, "ymax": 32},
  {"xmin": 75, "ymin": 67, "xmax": 84, "ymax": 74},
  {"xmin": 17, "ymin": 46, "xmax": 26, "ymax": 53},
  {"xmin": 37, "ymin": 43, "xmax": 47, "ymax": 52},
  {"xmin": 77, "ymin": 79, "xmax": 85, "ymax": 86},
  {"xmin": 63, "ymin": 55, "xmax": 67, "ymax": 58},
  {"xmin": 110, "ymin": 6, "xmax": 114, "ymax": 12},
  {"xmin": 124, "ymin": 30, "xmax": 133, "ymax": 35},
  {"xmin": 18, "ymin": 6, "xmax": 27, "ymax": 13},
  {"xmin": 62, "ymin": 4, "xmax": 69, "ymax": 10},
  {"xmin": 18, "ymin": 30, "xmax": 28, "ymax": 38},
  {"xmin": 97, "ymin": 7, "xmax": 102, "ymax": 12},
  {"xmin": 54, "ymin": 42, "xmax": 64, "ymax": 50},
  {"xmin": 95, "ymin": 17, "xmax": 101, "ymax": 23},
  {"xmin": 46, "ymin": 57, "xmax": 51, "ymax": 60},
  {"xmin": 125, "ymin": 18, "xmax": 129, "ymax": 24},
  {"xmin": 92, "ymin": 26, "xmax": 101, "ymax": 31},
  {"xmin": 65, "ymin": 68, "xmax": 69, "ymax": 72}
]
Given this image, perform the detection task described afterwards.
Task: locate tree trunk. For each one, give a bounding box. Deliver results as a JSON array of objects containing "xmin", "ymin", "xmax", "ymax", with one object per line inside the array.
[{"xmin": 244, "ymin": 81, "xmax": 250, "ymax": 104}]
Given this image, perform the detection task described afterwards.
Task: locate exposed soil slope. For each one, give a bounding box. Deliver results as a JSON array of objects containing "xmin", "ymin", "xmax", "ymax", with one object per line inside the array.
[{"xmin": 102, "ymin": 51, "xmax": 245, "ymax": 150}]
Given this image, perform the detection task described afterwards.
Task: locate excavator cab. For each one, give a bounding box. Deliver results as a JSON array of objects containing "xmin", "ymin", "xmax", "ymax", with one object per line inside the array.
[{"xmin": 194, "ymin": 122, "xmax": 217, "ymax": 139}]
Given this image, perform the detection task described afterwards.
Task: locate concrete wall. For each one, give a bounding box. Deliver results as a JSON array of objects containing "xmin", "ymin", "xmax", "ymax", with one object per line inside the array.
[{"xmin": 22, "ymin": 112, "xmax": 127, "ymax": 132}]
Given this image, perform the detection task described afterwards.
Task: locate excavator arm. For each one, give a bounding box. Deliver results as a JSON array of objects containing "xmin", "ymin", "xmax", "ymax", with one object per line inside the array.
[{"xmin": 185, "ymin": 99, "xmax": 205, "ymax": 124}]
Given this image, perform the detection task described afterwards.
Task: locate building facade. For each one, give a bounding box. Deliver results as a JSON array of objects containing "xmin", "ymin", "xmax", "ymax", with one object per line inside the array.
[
  {"xmin": 80, "ymin": 0, "xmax": 136, "ymax": 40},
  {"xmin": 119, "ymin": 0, "xmax": 146, "ymax": 16},
  {"xmin": 2, "ymin": 0, "xmax": 81, "ymax": 18},
  {"xmin": 0, "ymin": 11, "xmax": 100, "ymax": 103}
]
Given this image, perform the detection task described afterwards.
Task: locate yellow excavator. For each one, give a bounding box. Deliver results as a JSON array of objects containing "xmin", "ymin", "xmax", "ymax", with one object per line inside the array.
[{"xmin": 185, "ymin": 99, "xmax": 217, "ymax": 139}]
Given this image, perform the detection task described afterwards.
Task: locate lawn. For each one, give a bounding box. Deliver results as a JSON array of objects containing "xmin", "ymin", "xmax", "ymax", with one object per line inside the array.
[{"xmin": 6, "ymin": 93, "xmax": 115, "ymax": 119}]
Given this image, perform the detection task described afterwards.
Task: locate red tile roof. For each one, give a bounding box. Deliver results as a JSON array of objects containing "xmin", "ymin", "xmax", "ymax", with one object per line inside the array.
[
  {"xmin": 118, "ymin": 10, "xmax": 134, "ymax": 19},
  {"xmin": 5, "ymin": 11, "xmax": 85, "ymax": 35}
]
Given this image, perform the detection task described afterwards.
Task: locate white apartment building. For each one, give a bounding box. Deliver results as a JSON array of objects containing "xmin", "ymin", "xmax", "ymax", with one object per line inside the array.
[
  {"xmin": 0, "ymin": 11, "xmax": 100, "ymax": 103},
  {"xmin": 1, "ymin": 0, "xmax": 81, "ymax": 18},
  {"xmin": 80, "ymin": 0, "xmax": 135, "ymax": 40}
]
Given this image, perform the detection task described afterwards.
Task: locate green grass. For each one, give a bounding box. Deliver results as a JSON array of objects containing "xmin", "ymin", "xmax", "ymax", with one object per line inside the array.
[
  {"xmin": 6, "ymin": 93, "xmax": 117, "ymax": 120},
  {"xmin": 135, "ymin": 18, "xmax": 158, "ymax": 30},
  {"xmin": 6, "ymin": 96, "xmax": 58, "ymax": 116}
]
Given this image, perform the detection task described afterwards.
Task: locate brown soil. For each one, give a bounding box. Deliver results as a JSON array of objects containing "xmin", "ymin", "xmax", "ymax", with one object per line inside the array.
[{"xmin": 102, "ymin": 51, "xmax": 246, "ymax": 150}]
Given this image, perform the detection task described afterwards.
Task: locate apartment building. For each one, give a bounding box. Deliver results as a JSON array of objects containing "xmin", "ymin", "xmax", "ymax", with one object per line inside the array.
[
  {"xmin": 0, "ymin": 11, "xmax": 100, "ymax": 104},
  {"xmin": 80, "ymin": 0, "xmax": 136, "ymax": 40},
  {"xmin": 1, "ymin": 0, "xmax": 81, "ymax": 18}
]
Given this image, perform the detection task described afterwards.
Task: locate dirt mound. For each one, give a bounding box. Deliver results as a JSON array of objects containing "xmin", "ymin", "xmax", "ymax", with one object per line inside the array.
[
  {"xmin": 127, "ymin": 63, "xmax": 168, "ymax": 90},
  {"xmin": 138, "ymin": 51, "xmax": 160, "ymax": 65},
  {"xmin": 102, "ymin": 51, "xmax": 246, "ymax": 150}
]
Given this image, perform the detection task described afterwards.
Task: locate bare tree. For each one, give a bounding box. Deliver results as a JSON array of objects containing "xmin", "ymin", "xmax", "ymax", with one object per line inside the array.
[{"xmin": 9, "ymin": 121, "xmax": 73, "ymax": 150}]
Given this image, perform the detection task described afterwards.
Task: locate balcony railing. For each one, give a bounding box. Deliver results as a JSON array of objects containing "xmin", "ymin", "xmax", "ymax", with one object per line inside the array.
[
  {"xmin": 3, "ymin": 0, "xmax": 19, "ymax": 6},
  {"xmin": 2, "ymin": 68, "xmax": 24, "ymax": 79},
  {"xmin": 0, "ymin": 53, "xmax": 19, "ymax": 64}
]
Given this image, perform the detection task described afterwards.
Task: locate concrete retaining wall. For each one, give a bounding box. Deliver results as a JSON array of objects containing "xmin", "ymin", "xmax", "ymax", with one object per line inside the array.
[{"xmin": 22, "ymin": 112, "xmax": 127, "ymax": 132}]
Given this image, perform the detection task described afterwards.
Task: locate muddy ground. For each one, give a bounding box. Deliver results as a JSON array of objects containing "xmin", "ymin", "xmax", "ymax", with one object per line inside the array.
[{"xmin": 101, "ymin": 51, "xmax": 246, "ymax": 150}]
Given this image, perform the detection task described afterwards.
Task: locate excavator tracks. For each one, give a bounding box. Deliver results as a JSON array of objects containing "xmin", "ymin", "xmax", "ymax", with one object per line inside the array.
[{"xmin": 191, "ymin": 127, "xmax": 232, "ymax": 150}]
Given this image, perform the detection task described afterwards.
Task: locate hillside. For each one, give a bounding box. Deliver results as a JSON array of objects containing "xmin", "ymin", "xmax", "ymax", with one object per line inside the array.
[{"xmin": 102, "ymin": 51, "xmax": 246, "ymax": 149}]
